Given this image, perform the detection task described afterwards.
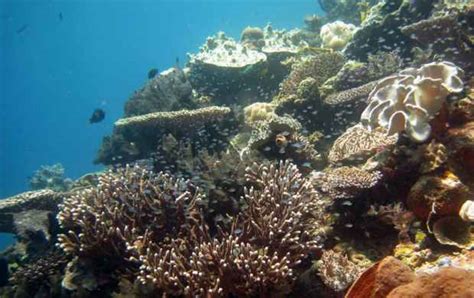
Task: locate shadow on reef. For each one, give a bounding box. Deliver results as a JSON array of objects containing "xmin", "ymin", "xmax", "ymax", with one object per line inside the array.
[{"xmin": 1, "ymin": 1, "xmax": 474, "ymax": 297}]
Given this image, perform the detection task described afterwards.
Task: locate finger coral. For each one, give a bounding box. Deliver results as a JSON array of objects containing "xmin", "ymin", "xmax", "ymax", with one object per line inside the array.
[
  {"xmin": 361, "ymin": 62, "xmax": 464, "ymax": 142},
  {"xmin": 241, "ymin": 161, "xmax": 330, "ymax": 263}
]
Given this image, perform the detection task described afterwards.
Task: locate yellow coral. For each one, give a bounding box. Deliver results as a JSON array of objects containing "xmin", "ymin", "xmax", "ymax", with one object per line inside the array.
[{"xmin": 243, "ymin": 102, "xmax": 276, "ymax": 126}]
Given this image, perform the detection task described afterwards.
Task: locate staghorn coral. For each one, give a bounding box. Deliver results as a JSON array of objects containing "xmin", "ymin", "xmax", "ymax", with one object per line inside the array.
[
  {"xmin": 57, "ymin": 165, "xmax": 202, "ymax": 269},
  {"xmin": 361, "ymin": 62, "xmax": 464, "ymax": 142},
  {"xmin": 311, "ymin": 166, "xmax": 382, "ymax": 199},
  {"xmin": 241, "ymin": 161, "xmax": 330, "ymax": 262},
  {"xmin": 327, "ymin": 123, "xmax": 398, "ymax": 165},
  {"xmin": 317, "ymin": 249, "xmax": 362, "ymax": 293},
  {"xmin": 320, "ymin": 21, "xmax": 357, "ymax": 51},
  {"xmin": 136, "ymin": 232, "xmax": 294, "ymax": 297},
  {"xmin": 131, "ymin": 161, "xmax": 329, "ymax": 296}
]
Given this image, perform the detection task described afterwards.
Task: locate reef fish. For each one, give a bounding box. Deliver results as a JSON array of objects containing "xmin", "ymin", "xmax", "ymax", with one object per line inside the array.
[
  {"xmin": 89, "ymin": 108, "xmax": 105, "ymax": 124},
  {"xmin": 147, "ymin": 68, "xmax": 159, "ymax": 79}
]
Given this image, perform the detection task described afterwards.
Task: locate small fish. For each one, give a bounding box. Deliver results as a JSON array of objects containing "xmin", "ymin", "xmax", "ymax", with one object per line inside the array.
[
  {"xmin": 89, "ymin": 108, "xmax": 105, "ymax": 124},
  {"xmin": 147, "ymin": 68, "xmax": 159, "ymax": 79},
  {"xmin": 16, "ymin": 24, "xmax": 29, "ymax": 34},
  {"xmin": 175, "ymin": 57, "xmax": 180, "ymax": 68},
  {"xmin": 59, "ymin": 12, "xmax": 63, "ymax": 21}
]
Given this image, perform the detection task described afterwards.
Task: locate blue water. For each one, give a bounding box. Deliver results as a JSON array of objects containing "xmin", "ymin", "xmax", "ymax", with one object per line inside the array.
[{"xmin": 0, "ymin": 0, "xmax": 320, "ymax": 250}]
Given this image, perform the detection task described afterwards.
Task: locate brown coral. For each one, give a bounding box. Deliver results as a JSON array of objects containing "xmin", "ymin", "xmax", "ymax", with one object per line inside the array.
[
  {"xmin": 312, "ymin": 166, "xmax": 382, "ymax": 199},
  {"xmin": 406, "ymin": 171, "xmax": 470, "ymax": 220},
  {"xmin": 328, "ymin": 123, "xmax": 398, "ymax": 165}
]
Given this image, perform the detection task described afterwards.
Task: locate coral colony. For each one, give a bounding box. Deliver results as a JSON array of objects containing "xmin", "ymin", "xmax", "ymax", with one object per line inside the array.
[{"xmin": 1, "ymin": 1, "xmax": 474, "ymax": 297}]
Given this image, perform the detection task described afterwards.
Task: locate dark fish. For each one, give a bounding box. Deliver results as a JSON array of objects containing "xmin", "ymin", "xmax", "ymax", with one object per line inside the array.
[
  {"xmin": 89, "ymin": 108, "xmax": 105, "ymax": 124},
  {"xmin": 59, "ymin": 12, "xmax": 63, "ymax": 21},
  {"xmin": 175, "ymin": 57, "xmax": 180, "ymax": 68},
  {"xmin": 16, "ymin": 24, "xmax": 28, "ymax": 34},
  {"xmin": 147, "ymin": 68, "xmax": 158, "ymax": 79}
]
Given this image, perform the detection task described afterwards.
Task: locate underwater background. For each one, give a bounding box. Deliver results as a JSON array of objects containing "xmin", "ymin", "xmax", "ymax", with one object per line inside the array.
[
  {"xmin": 0, "ymin": 0, "xmax": 319, "ymax": 250},
  {"xmin": 1, "ymin": 0, "xmax": 473, "ymax": 296}
]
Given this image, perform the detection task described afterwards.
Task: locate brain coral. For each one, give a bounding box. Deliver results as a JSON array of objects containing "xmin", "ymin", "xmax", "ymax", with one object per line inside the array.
[
  {"xmin": 320, "ymin": 21, "xmax": 357, "ymax": 51},
  {"xmin": 361, "ymin": 62, "xmax": 464, "ymax": 142}
]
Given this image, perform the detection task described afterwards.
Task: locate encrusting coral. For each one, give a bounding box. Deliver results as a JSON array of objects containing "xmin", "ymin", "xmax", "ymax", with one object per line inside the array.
[{"xmin": 361, "ymin": 62, "xmax": 464, "ymax": 142}]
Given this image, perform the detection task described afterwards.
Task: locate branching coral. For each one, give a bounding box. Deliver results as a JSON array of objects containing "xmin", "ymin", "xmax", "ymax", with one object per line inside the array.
[
  {"xmin": 136, "ymin": 232, "xmax": 294, "ymax": 297},
  {"xmin": 56, "ymin": 161, "xmax": 329, "ymax": 296},
  {"xmin": 240, "ymin": 161, "xmax": 330, "ymax": 263},
  {"xmin": 57, "ymin": 165, "xmax": 202, "ymax": 267},
  {"xmin": 361, "ymin": 62, "xmax": 464, "ymax": 142},
  {"xmin": 9, "ymin": 251, "xmax": 69, "ymax": 287}
]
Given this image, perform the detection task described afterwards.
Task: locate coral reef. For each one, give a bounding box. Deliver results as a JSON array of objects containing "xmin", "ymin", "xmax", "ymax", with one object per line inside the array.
[
  {"xmin": 29, "ymin": 163, "xmax": 72, "ymax": 192},
  {"xmin": 407, "ymin": 171, "xmax": 470, "ymax": 220},
  {"xmin": 124, "ymin": 67, "xmax": 194, "ymax": 117},
  {"xmin": 344, "ymin": 0, "xmax": 435, "ymax": 60},
  {"xmin": 327, "ymin": 123, "xmax": 398, "ymax": 165},
  {"xmin": 361, "ymin": 62, "xmax": 464, "ymax": 142},
  {"xmin": 320, "ymin": 21, "xmax": 357, "ymax": 51},
  {"xmin": 312, "ymin": 166, "xmax": 382, "ymax": 199},
  {"xmin": 317, "ymin": 249, "xmax": 362, "ymax": 292},
  {"xmin": 2, "ymin": 3, "xmax": 474, "ymax": 297},
  {"xmin": 401, "ymin": 9, "xmax": 474, "ymax": 73},
  {"xmin": 96, "ymin": 106, "xmax": 236, "ymax": 165}
]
